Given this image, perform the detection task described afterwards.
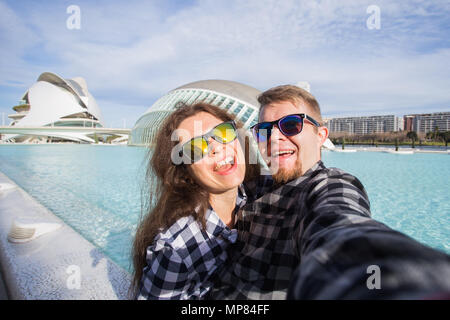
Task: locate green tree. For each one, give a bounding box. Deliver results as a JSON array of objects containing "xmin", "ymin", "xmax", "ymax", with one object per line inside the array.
[
  {"xmin": 440, "ymin": 131, "xmax": 450, "ymax": 147},
  {"xmin": 395, "ymin": 138, "xmax": 399, "ymax": 151},
  {"xmin": 406, "ymin": 131, "xmax": 418, "ymax": 148},
  {"xmin": 433, "ymin": 126, "xmax": 440, "ymax": 142},
  {"xmin": 342, "ymin": 137, "xmax": 345, "ymax": 150}
]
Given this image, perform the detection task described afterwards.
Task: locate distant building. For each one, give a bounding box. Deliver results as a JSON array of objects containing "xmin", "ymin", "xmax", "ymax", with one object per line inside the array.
[
  {"xmin": 404, "ymin": 115, "xmax": 415, "ymax": 132},
  {"xmin": 396, "ymin": 117, "xmax": 404, "ymax": 132},
  {"xmin": 3, "ymin": 72, "xmax": 104, "ymax": 143},
  {"xmin": 327, "ymin": 115, "xmax": 401, "ymax": 134},
  {"xmin": 129, "ymin": 79, "xmax": 261, "ymax": 146},
  {"xmin": 404, "ymin": 112, "xmax": 450, "ymax": 134}
]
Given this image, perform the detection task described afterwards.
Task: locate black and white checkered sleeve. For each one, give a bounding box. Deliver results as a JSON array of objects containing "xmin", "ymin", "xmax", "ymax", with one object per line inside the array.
[
  {"xmin": 289, "ymin": 168, "xmax": 450, "ymax": 299},
  {"xmin": 294, "ymin": 168, "xmax": 373, "ymax": 255},
  {"xmin": 137, "ymin": 244, "xmax": 192, "ymax": 300}
]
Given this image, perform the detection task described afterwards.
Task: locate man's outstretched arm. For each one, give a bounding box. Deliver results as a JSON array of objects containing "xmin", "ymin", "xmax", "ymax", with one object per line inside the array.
[{"xmin": 289, "ymin": 169, "xmax": 450, "ymax": 299}]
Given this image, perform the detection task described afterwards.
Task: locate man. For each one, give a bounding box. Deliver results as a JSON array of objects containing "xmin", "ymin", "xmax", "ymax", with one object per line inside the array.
[{"xmin": 208, "ymin": 85, "xmax": 450, "ymax": 299}]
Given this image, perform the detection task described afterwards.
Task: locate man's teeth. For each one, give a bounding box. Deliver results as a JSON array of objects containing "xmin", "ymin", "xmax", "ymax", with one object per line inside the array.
[
  {"xmin": 215, "ymin": 156, "xmax": 234, "ymax": 170},
  {"xmin": 273, "ymin": 150, "xmax": 294, "ymax": 156}
]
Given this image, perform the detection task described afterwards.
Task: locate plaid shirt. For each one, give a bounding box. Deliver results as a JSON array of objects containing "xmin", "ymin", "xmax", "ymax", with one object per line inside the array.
[
  {"xmin": 208, "ymin": 160, "xmax": 372, "ymax": 299},
  {"xmin": 137, "ymin": 185, "xmax": 247, "ymax": 300},
  {"xmin": 210, "ymin": 160, "xmax": 450, "ymax": 300}
]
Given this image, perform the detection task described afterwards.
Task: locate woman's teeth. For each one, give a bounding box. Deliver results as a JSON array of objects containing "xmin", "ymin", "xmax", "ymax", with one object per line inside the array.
[{"xmin": 215, "ymin": 156, "xmax": 234, "ymax": 170}]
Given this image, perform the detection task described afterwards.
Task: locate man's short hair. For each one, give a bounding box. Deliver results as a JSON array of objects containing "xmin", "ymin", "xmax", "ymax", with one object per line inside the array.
[{"xmin": 257, "ymin": 85, "xmax": 323, "ymax": 125}]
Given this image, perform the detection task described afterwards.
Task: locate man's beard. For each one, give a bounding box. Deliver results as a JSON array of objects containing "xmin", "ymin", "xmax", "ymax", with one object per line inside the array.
[{"xmin": 270, "ymin": 158, "xmax": 303, "ymax": 185}]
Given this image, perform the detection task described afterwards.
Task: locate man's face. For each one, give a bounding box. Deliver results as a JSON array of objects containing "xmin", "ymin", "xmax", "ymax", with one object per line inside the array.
[{"xmin": 259, "ymin": 100, "xmax": 328, "ymax": 183}]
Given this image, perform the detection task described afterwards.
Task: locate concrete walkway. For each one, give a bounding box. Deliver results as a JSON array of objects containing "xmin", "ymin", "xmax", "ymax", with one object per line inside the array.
[
  {"xmin": 0, "ymin": 273, "xmax": 9, "ymax": 300},
  {"xmin": 328, "ymin": 145, "xmax": 449, "ymax": 154},
  {"xmin": 0, "ymin": 171, "xmax": 131, "ymax": 299},
  {"xmin": 0, "ymin": 269, "xmax": 8, "ymax": 299}
]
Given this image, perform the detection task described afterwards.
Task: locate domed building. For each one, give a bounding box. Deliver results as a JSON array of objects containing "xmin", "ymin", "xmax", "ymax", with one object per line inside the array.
[
  {"xmin": 4, "ymin": 72, "xmax": 104, "ymax": 143},
  {"xmin": 129, "ymin": 80, "xmax": 261, "ymax": 146}
]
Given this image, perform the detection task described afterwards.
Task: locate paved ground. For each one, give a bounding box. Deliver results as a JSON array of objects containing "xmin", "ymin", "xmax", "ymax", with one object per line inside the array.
[
  {"xmin": 0, "ymin": 269, "xmax": 8, "ymax": 300},
  {"xmin": 0, "ymin": 171, "xmax": 131, "ymax": 300}
]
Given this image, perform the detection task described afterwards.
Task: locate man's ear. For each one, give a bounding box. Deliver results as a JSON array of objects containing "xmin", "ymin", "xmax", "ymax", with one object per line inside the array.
[{"xmin": 317, "ymin": 126, "xmax": 329, "ymax": 146}]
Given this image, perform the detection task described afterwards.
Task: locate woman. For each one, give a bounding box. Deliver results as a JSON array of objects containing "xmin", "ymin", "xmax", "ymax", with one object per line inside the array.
[{"xmin": 131, "ymin": 102, "xmax": 259, "ymax": 299}]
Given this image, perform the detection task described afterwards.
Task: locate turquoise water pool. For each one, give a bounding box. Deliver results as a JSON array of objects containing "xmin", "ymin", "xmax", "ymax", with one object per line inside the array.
[{"xmin": 0, "ymin": 145, "xmax": 449, "ymax": 272}]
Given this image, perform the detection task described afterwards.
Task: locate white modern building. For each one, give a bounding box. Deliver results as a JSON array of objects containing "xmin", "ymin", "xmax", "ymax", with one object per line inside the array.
[
  {"xmin": 129, "ymin": 80, "xmax": 261, "ymax": 146},
  {"xmin": 3, "ymin": 72, "xmax": 105, "ymax": 143},
  {"xmin": 129, "ymin": 79, "xmax": 335, "ymax": 151},
  {"xmin": 327, "ymin": 114, "xmax": 402, "ymax": 134},
  {"xmin": 405, "ymin": 112, "xmax": 450, "ymax": 134}
]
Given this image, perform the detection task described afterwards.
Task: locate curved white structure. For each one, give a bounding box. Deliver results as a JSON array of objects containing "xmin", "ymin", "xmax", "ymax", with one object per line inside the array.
[
  {"xmin": 129, "ymin": 79, "xmax": 334, "ymax": 150},
  {"xmin": 4, "ymin": 72, "xmax": 104, "ymax": 143},
  {"xmin": 129, "ymin": 79, "xmax": 261, "ymax": 146}
]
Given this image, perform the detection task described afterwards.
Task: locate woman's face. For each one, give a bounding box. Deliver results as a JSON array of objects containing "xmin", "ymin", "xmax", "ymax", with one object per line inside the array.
[{"xmin": 177, "ymin": 112, "xmax": 246, "ymax": 194}]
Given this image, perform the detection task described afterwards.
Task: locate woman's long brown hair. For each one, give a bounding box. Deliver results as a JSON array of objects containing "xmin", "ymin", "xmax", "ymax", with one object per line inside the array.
[{"xmin": 130, "ymin": 102, "xmax": 260, "ymax": 297}]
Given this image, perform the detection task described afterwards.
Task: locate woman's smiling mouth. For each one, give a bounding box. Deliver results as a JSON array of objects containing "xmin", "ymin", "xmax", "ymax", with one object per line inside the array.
[{"xmin": 214, "ymin": 155, "xmax": 237, "ymax": 175}]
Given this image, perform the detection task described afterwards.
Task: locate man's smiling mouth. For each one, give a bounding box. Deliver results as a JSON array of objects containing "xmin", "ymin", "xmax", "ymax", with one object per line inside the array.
[{"xmin": 273, "ymin": 150, "xmax": 295, "ymax": 157}]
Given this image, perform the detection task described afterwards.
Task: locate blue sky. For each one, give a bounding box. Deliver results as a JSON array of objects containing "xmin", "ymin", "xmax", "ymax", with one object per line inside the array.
[{"xmin": 1, "ymin": 0, "xmax": 449, "ymax": 128}]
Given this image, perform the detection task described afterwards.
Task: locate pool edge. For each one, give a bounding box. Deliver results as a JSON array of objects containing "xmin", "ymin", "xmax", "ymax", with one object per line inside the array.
[{"xmin": 0, "ymin": 171, "xmax": 132, "ymax": 300}]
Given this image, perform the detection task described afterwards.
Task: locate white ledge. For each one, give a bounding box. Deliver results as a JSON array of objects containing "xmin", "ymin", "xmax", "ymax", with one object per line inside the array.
[{"xmin": 0, "ymin": 171, "xmax": 132, "ymax": 300}]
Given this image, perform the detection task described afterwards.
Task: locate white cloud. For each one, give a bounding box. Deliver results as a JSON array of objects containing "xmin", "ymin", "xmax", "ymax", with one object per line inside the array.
[
  {"xmin": 0, "ymin": 1, "xmax": 43, "ymax": 86},
  {"xmin": 1, "ymin": 0, "xmax": 449, "ymax": 124}
]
